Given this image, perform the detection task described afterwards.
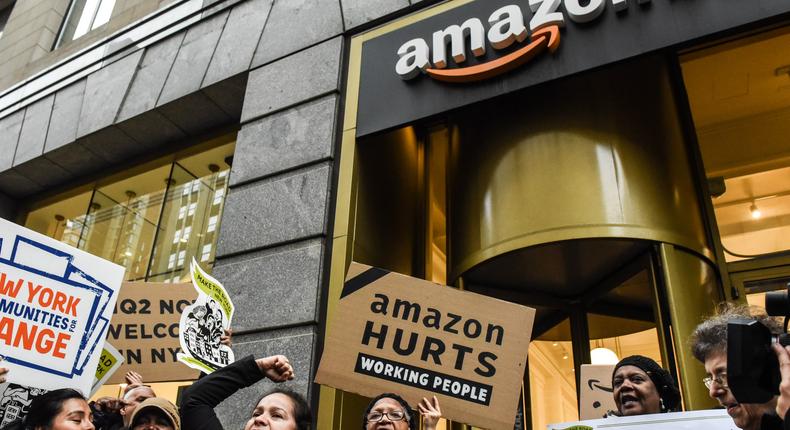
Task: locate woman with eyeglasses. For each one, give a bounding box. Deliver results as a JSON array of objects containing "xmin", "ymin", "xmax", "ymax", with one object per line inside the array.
[
  {"xmin": 610, "ymin": 355, "xmax": 680, "ymax": 417},
  {"xmin": 362, "ymin": 393, "xmax": 442, "ymax": 430}
]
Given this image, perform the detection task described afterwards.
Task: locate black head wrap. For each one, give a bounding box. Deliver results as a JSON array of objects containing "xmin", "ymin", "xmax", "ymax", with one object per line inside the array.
[
  {"xmin": 361, "ymin": 393, "xmax": 417, "ymax": 430},
  {"xmin": 613, "ymin": 355, "xmax": 681, "ymax": 412}
]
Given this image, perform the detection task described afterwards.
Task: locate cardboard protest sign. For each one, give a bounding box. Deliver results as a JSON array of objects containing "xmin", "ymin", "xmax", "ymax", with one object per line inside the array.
[
  {"xmin": 315, "ymin": 262, "xmax": 536, "ymax": 430},
  {"xmin": 547, "ymin": 409, "xmax": 737, "ymax": 430},
  {"xmin": 177, "ymin": 259, "xmax": 234, "ymax": 373},
  {"xmin": 106, "ymin": 282, "xmax": 199, "ymax": 384},
  {"xmin": 0, "ymin": 382, "xmax": 48, "ymax": 427},
  {"xmin": 0, "ymin": 218, "xmax": 124, "ymax": 395},
  {"xmin": 579, "ymin": 365, "xmax": 617, "ymax": 420},
  {"xmin": 91, "ymin": 343, "xmax": 124, "ymax": 396}
]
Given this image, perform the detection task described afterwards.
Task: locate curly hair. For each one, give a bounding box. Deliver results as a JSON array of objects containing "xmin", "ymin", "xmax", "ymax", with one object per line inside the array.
[{"xmin": 689, "ymin": 303, "xmax": 782, "ymax": 362}]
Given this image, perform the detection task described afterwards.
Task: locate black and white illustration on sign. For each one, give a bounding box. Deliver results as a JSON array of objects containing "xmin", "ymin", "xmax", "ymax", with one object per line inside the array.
[
  {"xmin": 0, "ymin": 382, "xmax": 48, "ymax": 427},
  {"xmin": 177, "ymin": 259, "xmax": 234, "ymax": 373}
]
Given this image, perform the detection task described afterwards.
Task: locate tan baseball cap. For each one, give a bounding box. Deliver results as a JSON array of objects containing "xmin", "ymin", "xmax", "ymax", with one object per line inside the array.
[{"xmin": 129, "ymin": 397, "xmax": 181, "ymax": 430}]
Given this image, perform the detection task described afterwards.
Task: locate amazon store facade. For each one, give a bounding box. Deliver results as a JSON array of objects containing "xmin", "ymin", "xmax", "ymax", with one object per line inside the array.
[{"xmin": 1, "ymin": 0, "xmax": 790, "ymax": 428}]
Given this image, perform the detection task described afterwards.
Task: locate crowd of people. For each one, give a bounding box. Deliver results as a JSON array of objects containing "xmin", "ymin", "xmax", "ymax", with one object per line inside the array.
[{"xmin": 2, "ymin": 304, "xmax": 790, "ymax": 430}]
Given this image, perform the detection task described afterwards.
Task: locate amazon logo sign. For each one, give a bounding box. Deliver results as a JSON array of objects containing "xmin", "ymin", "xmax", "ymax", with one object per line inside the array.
[{"xmin": 396, "ymin": 0, "xmax": 651, "ymax": 83}]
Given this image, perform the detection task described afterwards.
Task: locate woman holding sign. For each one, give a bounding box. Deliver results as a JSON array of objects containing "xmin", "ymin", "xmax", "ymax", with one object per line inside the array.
[{"xmin": 362, "ymin": 393, "xmax": 443, "ymax": 430}]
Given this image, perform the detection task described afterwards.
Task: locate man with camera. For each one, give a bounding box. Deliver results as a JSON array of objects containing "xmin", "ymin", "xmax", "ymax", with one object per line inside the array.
[{"xmin": 690, "ymin": 305, "xmax": 784, "ymax": 430}]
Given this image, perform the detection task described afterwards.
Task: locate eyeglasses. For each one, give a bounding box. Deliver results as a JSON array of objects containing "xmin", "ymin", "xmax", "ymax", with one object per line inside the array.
[
  {"xmin": 366, "ymin": 411, "xmax": 407, "ymax": 422},
  {"xmin": 703, "ymin": 373, "xmax": 728, "ymax": 390}
]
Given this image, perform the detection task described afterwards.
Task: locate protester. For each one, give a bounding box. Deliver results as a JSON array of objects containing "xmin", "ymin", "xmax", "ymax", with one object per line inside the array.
[
  {"xmin": 362, "ymin": 393, "xmax": 442, "ymax": 430},
  {"xmin": 610, "ymin": 355, "xmax": 680, "ymax": 416},
  {"xmin": 690, "ymin": 304, "xmax": 783, "ymax": 430},
  {"xmin": 91, "ymin": 328, "xmax": 233, "ymax": 430},
  {"xmin": 129, "ymin": 398, "xmax": 180, "ymax": 430},
  {"xmin": 0, "ymin": 388, "xmax": 94, "ymax": 430},
  {"xmin": 180, "ymin": 354, "xmax": 309, "ymax": 430}
]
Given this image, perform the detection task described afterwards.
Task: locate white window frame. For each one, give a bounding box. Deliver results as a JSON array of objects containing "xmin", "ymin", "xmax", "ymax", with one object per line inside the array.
[{"xmin": 55, "ymin": 0, "xmax": 116, "ymax": 47}]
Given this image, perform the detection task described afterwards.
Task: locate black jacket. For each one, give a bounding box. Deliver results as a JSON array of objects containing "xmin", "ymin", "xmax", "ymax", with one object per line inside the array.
[
  {"xmin": 759, "ymin": 412, "xmax": 790, "ymax": 430},
  {"xmin": 180, "ymin": 355, "xmax": 264, "ymax": 430}
]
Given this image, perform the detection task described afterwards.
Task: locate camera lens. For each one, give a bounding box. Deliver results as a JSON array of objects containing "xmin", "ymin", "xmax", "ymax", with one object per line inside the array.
[{"xmin": 765, "ymin": 285, "xmax": 790, "ymax": 316}]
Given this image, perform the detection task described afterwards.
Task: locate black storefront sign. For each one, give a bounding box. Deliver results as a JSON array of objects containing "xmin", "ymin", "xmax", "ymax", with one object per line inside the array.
[{"xmin": 357, "ymin": 0, "xmax": 790, "ymax": 137}]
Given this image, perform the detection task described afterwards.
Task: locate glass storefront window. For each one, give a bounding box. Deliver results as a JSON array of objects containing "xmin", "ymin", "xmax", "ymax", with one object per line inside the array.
[
  {"xmin": 25, "ymin": 138, "xmax": 235, "ymax": 283},
  {"xmin": 681, "ymin": 26, "xmax": 790, "ymax": 262},
  {"xmin": 530, "ymin": 319, "xmax": 578, "ymax": 430},
  {"xmin": 711, "ymin": 167, "xmax": 790, "ymax": 261}
]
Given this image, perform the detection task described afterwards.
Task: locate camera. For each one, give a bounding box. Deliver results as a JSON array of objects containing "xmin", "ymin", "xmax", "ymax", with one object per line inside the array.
[{"xmin": 728, "ymin": 284, "xmax": 790, "ymax": 403}]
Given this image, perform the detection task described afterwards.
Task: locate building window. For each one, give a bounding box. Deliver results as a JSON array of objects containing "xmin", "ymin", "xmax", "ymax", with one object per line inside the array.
[
  {"xmin": 24, "ymin": 136, "xmax": 235, "ymax": 282},
  {"xmin": 681, "ymin": 26, "xmax": 790, "ymax": 262},
  {"xmin": 56, "ymin": 0, "xmax": 116, "ymax": 47},
  {"xmin": 0, "ymin": 1, "xmax": 14, "ymax": 40}
]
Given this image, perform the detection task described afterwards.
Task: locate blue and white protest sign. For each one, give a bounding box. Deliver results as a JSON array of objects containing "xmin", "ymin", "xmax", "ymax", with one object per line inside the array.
[{"xmin": 0, "ymin": 218, "xmax": 124, "ymax": 395}]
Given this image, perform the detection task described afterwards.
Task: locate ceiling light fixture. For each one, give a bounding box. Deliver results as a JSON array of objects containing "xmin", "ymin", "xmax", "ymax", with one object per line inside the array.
[
  {"xmin": 590, "ymin": 347, "xmax": 620, "ymax": 365},
  {"xmin": 750, "ymin": 202, "xmax": 762, "ymax": 219}
]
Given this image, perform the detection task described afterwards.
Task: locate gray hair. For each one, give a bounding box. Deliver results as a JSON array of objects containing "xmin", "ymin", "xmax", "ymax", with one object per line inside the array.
[{"xmin": 689, "ymin": 303, "xmax": 782, "ymax": 362}]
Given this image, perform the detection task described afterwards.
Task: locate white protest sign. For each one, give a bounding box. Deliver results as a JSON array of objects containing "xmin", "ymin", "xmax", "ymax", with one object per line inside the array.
[
  {"xmin": 177, "ymin": 259, "xmax": 234, "ymax": 373},
  {"xmin": 91, "ymin": 342, "xmax": 124, "ymax": 396},
  {"xmin": 579, "ymin": 364, "xmax": 617, "ymax": 420},
  {"xmin": 0, "ymin": 218, "xmax": 124, "ymax": 395},
  {"xmin": 547, "ymin": 409, "xmax": 738, "ymax": 430}
]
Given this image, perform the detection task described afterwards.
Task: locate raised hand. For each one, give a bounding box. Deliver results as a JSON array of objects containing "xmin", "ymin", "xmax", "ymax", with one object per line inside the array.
[
  {"xmin": 773, "ymin": 343, "xmax": 790, "ymax": 420},
  {"xmin": 418, "ymin": 396, "xmax": 442, "ymax": 430},
  {"xmin": 255, "ymin": 355, "xmax": 295, "ymax": 382},
  {"xmin": 124, "ymin": 371, "xmax": 144, "ymax": 394}
]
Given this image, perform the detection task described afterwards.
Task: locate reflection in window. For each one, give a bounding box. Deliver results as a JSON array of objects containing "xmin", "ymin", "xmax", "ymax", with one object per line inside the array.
[
  {"xmin": 25, "ymin": 139, "xmax": 235, "ymax": 282},
  {"xmin": 56, "ymin": 0, "xmax": 116, "ymax": 46}
]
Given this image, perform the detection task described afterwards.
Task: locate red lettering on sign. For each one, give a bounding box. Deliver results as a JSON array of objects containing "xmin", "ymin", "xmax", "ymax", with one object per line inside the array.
[
  {"xmin": 0, "ymin": 317, "xmax": 72, "ymax": 358},
  {"xmin": 0, "ymin": 272, "xmax": 24, "ymax": 298},
  {"xmin": 26, "ymin": 284, "xmax": 81, "ymax": 317}
]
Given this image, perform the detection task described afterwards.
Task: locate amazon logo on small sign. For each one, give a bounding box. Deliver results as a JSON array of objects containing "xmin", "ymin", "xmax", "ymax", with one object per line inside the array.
[{"xmin": 396, "ymin": 0, "xmax": 651, "ymax": 83}]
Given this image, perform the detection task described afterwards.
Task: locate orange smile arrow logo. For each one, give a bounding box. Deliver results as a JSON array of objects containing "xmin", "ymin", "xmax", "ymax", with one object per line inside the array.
[{"xmin": 425, "ymin": 25, "xmax": 560, "ymax": 83}]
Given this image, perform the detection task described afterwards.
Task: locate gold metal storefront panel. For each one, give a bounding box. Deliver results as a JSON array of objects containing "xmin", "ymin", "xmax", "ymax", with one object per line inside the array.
[{"xmin": 449, "ymin": 55, "xmax": 713, "ymax": 283}]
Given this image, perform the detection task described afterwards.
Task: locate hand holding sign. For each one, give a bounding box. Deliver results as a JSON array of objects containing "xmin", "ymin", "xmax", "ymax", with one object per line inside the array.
[
  {"xmin": 177, "ymin": 259, "xmax": 235, "ymax": 373},
  {"xmin": 256, "ymin": 355, "xmax": 294, "ymax": 382},
  {"xmin": 0, "ymin": 363, "xmax": 6, "ymax": 383}
]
